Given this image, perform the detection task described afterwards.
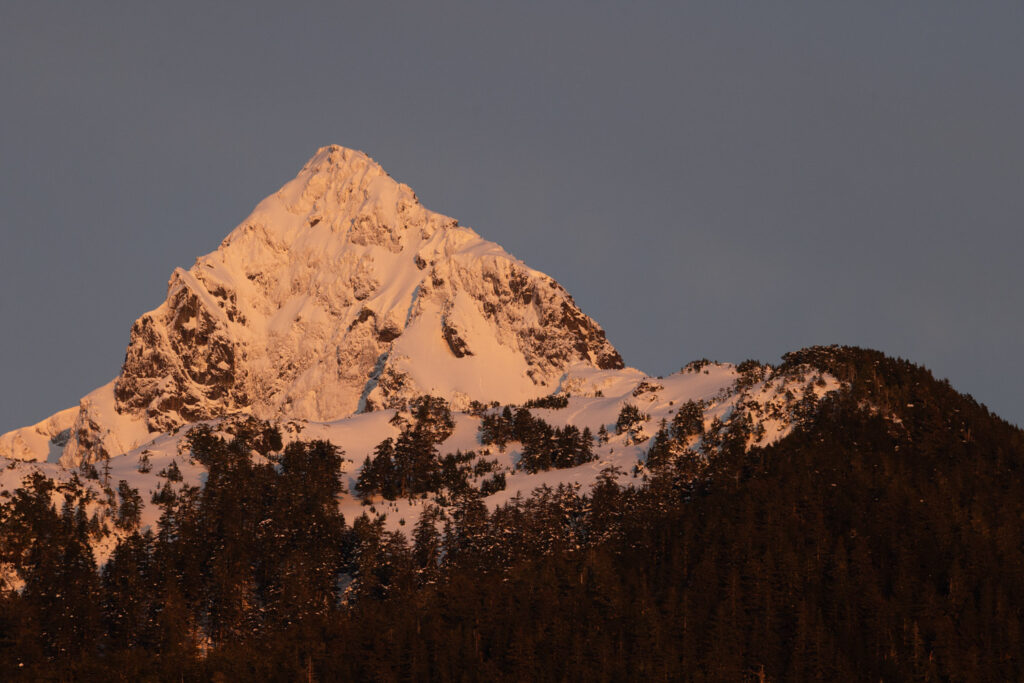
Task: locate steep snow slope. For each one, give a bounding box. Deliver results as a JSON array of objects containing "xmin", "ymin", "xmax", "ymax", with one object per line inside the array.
[
  {"xmin": 0, "ymin": 407, "xmax": 77, "ymax": 464},
  {"xmin": 1, "ymin": 145, "xmax": 622, "ymax": 466}
]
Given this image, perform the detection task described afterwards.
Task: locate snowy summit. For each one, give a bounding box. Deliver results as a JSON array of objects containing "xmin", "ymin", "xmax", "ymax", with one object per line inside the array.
[{"xmin": 1, "ymin": 145, "xmax": 622, "ymax": 466}]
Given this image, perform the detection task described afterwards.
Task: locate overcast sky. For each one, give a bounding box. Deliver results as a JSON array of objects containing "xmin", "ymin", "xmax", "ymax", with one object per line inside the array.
[{"xmin": 2, "ymin": 2, "xmax": 1022, "ymax": 433}]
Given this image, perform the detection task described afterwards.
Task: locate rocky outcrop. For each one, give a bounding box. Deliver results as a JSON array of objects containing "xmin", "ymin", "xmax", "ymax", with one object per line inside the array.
[{"xmin": 114, "ymin": 269, "xmax": 248, "ymax": 433}]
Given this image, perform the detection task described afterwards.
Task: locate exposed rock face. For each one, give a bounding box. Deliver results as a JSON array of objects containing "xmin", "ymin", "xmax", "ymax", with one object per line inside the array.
[
  {"xmin": 113, "ymin": 269, "xmax": 248, "ymax": 433},
  {"xmin": 4, "ymin": 145, "xmax": 623, "ymax": 465}
]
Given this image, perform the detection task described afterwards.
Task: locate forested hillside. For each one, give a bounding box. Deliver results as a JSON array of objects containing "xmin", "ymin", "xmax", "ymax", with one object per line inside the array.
[{"xmin": 1, "ymin": 347, "xmax": 1022, "ymax": 680}]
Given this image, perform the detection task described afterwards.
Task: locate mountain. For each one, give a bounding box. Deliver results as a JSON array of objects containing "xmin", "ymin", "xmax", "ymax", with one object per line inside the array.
[
  {"xmin": 1, "ymin": 145, "xmax": 622, "ymax": 467},
  {"xmin": 2, "ymin": 147, "xmax": 1023, "ymax": 680},
  {"xmin": 0, "ymin": 144, "xmax": 840, "ymax": 549}
]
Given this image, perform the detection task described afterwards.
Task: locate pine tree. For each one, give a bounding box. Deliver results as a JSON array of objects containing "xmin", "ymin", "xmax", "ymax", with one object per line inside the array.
[
  {"xmin": 115, "ymin": 480, "xmax": 143, "ymax": 531},
  {"xmin": 647, "ymin": 419, "xmax": 673, "ymax": 469},
  {"xmin": 102, "ymin": 530, "xmax": 156, "ymax": 651},
  {"xmin": 356, "ymin": 455, "xmax": 377, "ymax": 498},
  {"xmin": 672, "ymin": 399, "xmax": 705, "ymax": 438},
  {"xmin": 412, "ymin": 505, "xmax": 442, "ymax": 585}
]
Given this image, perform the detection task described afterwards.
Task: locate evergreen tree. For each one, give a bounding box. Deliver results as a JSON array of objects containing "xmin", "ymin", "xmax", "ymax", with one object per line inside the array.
[
  {"xmin": 672, "ymin": 399, "xmax": 704, "ymax": 438},
  {"xmin": 647, "ymin": 418, "xmax": 673, "ymax": 469},
  {"xmin": 412, "ymin": 504, "xmax": 443, "ymax": 584},
  {"xmin": 102, "ymin": 530, "xmax": 156, "ymax": 651},
  {"xmin": 615, "ymin": 402, "xmax": 649, "ymax": 442},
  {"xmin": 115, "ymin": 480, "xmax": 143, "ymax": 531}
]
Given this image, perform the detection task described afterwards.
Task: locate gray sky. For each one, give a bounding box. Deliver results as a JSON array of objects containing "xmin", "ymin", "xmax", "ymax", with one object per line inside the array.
[{"xmin": 2, "ymin": 2, "xmax": 1022, "ymax": 433}]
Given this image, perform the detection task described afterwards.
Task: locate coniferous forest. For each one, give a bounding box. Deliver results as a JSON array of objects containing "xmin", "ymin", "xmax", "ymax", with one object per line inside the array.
[{"xmin": 1, "ymin": 347, "xmax": 1023, "ymax": 680}]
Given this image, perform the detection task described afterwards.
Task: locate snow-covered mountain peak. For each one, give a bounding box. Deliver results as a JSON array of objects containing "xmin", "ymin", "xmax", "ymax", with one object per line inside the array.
[
  {"xmin": 2, "ymin": 146, "xmax": 623, "ymax": 466},
  {"xmin": 219, "ymin": 144, "xmax": 442, "ymax": 257},
  {"xmin": 274, "ymin": 144, "xmax": 414, "ymax": 226}
]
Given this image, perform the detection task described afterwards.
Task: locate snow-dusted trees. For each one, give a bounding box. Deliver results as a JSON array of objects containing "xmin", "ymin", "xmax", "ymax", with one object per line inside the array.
[
  {"xmin": 517, "ymin": 423, "xmax": 596, "ymax": 473},
  {"xmin": 479, "ymin": 406, "xmax": 516, "ymax": 450},
  {"xmin": 102, "ymin": 426, "xmax": 355, "ymax": 655},
  {"xmin": 479, "ymin": 406, "xmax": 596, "ymax": 473},
  {"xmin": 646, "ymin": 399, "xmax": 707, "ymax": 470},
  {"xmin": 356, "ymin": 438, "xmax": 398, "ymax": 499},
  {"xmin": 357, "ymin": 396, "xmax": 462, "ymax": 500},
  {"xmin": 412, "ymin": 504, "xmax": 443, "ymax": 583},
  {"xmin": 266, "ymin": 439, "xmax": 349, "ymax": 622},
  {"xmin": 615, "ymin": 402, "xmax": 647, "ymax": 434},
  {"xmin": 672, "ymin": 399, "xmax": 705, "ymax": 439},
  {"xmin": 615, "ymin": 402, "xmax": 649, "ymax": 443},
  {"xmin": 0, "ymin": 473, "xmax": 102, "ymax": 662},
  {"xmin": 115, "ymin": 480, "xmax": 143, "ymax": 531},
  {"xmin": 359, "ymin": 396, "xmax": 512, "ymax": 501}
]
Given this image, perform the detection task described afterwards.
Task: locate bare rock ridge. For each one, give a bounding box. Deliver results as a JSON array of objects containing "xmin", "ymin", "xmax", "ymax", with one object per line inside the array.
[{"xmin": 2, "ymin": 145, "xmax": 623, "ymax": 465}]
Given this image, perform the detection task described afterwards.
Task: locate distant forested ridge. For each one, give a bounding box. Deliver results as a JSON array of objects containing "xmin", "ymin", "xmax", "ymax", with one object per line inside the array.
[{"xmin": 1, "ymin": 346, "xmax": 1022, "ymax": 681}]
